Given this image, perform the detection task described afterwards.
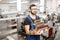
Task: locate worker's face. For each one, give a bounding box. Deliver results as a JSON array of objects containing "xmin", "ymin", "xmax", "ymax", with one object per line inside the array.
[{"xmin": 30, "ymin": 6, "xmax": 37, "ymax": 15}]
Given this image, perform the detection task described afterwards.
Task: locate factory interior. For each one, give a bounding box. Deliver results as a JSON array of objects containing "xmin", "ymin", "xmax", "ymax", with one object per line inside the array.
[{"xmin": 0, "ymin": 0, "xmax": 60, "ymax": 40}]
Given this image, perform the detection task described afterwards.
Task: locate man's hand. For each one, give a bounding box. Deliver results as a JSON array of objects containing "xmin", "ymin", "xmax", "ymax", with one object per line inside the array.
[
  {"xmin": 34, "ymin": 30, "xmax": 44, "ymax": 35},
  {"xmin": 30, "ymin": 30, "xmax": 34, "ymax": 35},
  {"xmin": 44, "ymin": 29, "xmax": 48, "ymax": 32}
]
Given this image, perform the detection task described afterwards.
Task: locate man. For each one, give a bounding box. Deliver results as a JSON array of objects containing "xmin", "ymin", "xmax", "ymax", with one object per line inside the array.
[{"xmin": 23, "ymin": 4, "xmax": 43, "ymax": 40}]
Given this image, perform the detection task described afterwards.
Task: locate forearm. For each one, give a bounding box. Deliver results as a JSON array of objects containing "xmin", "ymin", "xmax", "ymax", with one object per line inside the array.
[{"xmin": 26, "ymin": 30, "xmax": 36, "ymax": 35}]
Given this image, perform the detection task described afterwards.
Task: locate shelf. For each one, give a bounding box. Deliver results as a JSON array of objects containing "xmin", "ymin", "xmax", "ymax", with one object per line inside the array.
[
  {"xmin": 0, "ymin": 17, "xmax": 20, "ymax": 21},
  {"xmin": 21, "ymin": 1, "xmax": 29, "ymax": 3},
  {"xmin": 0, "ymin": 16, "xmax": 26, "ymax": 21},
  {"xmin": 1, "ymin": 11, "xmax": 18, "ymax": 15},
  {"xmin": 9, "ymin": 24, "xmax": 17, "ymax": 27},
  {"xmin": 8, "ymin": 1, "xmax": 17, "ymax": 3},
  {"xmin": 0, "ymin": 0, "xmax": 17, "ymax": 4}
]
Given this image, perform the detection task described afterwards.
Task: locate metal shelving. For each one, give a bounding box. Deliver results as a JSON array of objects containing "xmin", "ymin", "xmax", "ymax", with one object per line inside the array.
[{"xmin": 0, "ymin": 0, "xmax": 18, "ymax": 40}]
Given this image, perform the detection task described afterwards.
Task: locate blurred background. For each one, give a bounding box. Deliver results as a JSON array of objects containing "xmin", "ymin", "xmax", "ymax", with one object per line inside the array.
[{"xmin": 0, "ymin": 0, "xmax": 60, "ymax": 40}]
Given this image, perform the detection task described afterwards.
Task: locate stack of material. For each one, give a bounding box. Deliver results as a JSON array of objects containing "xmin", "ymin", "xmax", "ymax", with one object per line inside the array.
[
  {"xmin": 35, "ymin": 24, "xmax": 53, "ymax": 37},
  {"xmin": 34, "ymin": 19, "xmax": 43, "ymax": 26},
  {"xmin": 33, "ymin": 19, "xmax": 53, "ymax": 37}
]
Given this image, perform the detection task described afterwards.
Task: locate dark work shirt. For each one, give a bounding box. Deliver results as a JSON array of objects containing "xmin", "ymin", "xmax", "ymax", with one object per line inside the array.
[
  {"xmin": 23, "ymin": 16, "xmax": 40, "ymax": 26},
  {"xmin": 23, "ymin": 17, "xmax": 31, "ymax": 25}
]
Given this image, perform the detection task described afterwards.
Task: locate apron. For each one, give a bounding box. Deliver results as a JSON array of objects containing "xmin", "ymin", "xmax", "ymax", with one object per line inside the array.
[{"xmin": 27, "ymin": 15, "xmax": 40, "ymax": 40}]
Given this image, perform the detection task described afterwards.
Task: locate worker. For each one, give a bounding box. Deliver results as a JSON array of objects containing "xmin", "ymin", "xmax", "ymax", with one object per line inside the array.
[{"xmin": 23, "ymin": 4, "xmax": 43, "ymax": 40}]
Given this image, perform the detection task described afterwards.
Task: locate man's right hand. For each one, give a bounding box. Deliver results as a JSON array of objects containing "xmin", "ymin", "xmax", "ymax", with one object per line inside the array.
[{"xmin": 34, "ymin": 30, "xmax": 44, "ymax": 35}]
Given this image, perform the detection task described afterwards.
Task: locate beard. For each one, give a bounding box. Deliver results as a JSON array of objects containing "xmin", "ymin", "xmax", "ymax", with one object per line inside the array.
[{"xmin": 31, "ymin": 11, "xmax": 36, "ymax": 15}]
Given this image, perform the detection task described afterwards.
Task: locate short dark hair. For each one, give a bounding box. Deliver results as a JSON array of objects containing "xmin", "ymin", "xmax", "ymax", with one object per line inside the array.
[{"xmin": 29, "ymin": 4, "xmax": 36, "ymax": 9}]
